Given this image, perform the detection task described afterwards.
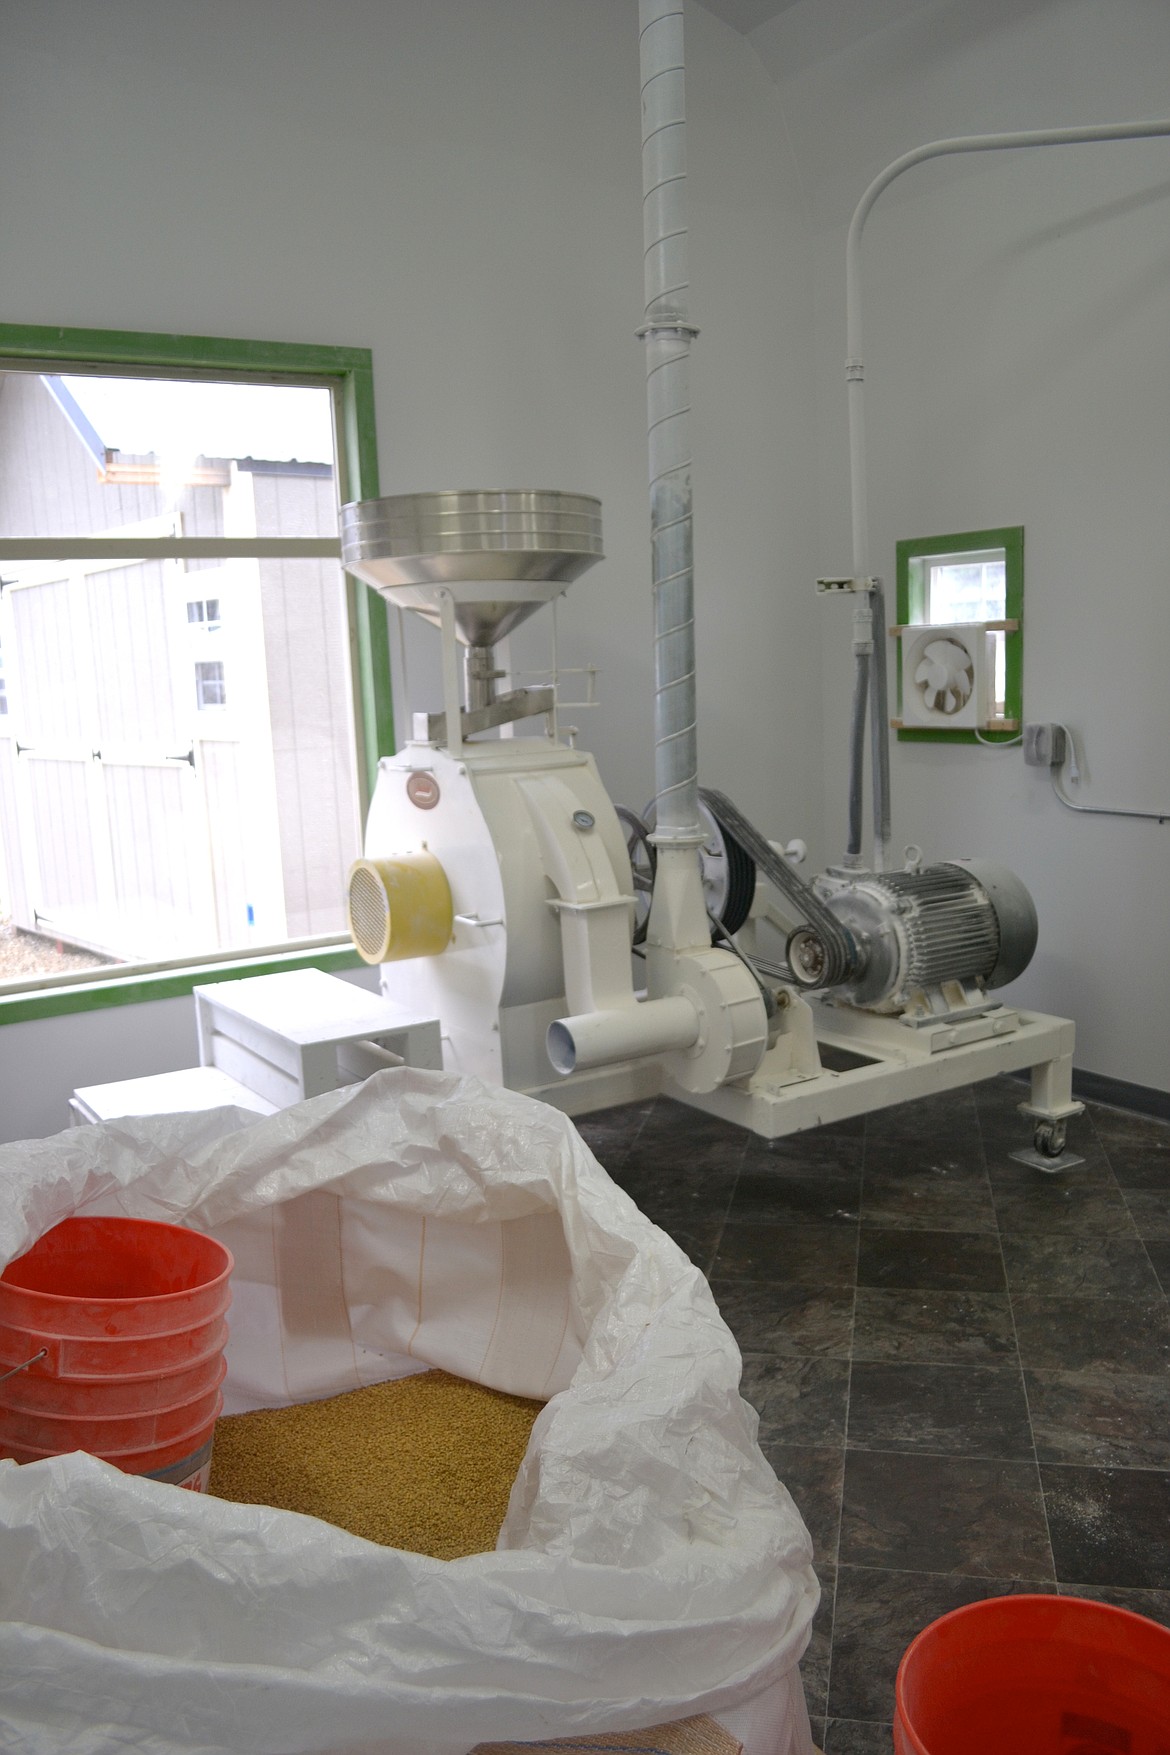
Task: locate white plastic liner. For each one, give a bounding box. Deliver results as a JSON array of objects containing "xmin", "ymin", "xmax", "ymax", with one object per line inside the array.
[{"xmin": 0, "ymin": 1069, "xmax": 818, "ymax": 1755}]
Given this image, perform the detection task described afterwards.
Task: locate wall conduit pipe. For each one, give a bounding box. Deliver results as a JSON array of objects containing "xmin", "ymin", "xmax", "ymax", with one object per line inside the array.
[{"xmin": 844, "ymin": 118, "xmax": 1170, "ymax": 873}]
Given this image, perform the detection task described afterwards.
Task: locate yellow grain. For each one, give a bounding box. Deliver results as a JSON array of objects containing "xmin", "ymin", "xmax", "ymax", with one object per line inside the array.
[{"xmin": 207, "ymin": 1369, "xmax": 543, "ymax": 1560}]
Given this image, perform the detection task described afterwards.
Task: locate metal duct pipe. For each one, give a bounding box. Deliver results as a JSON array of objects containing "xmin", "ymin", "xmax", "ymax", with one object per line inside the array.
[
  {"xmin": 844, "ymin": 117, "xmax": 1170, "ymax": 872},
  {"xmin": 639, "ymin": 0, "xmax": 701, "ymax": 842}
]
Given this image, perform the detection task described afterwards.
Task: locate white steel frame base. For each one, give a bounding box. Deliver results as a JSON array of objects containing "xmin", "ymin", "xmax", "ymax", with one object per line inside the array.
[{"xmin": 669, "ymin": 1006, "xmax": 1081, "ymax": 1143}]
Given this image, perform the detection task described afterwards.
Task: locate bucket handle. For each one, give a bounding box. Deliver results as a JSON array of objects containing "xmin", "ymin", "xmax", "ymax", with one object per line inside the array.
[{"xmin": 0, "ymin": 1349, "xmax": 48, "ymax": 1386}]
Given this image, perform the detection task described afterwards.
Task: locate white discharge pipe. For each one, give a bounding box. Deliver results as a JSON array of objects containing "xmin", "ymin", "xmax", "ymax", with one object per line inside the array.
[
  {"xmin": 845, "ymin": 118, "xmax": 1170, "ymax": 872},
  {"xmin": 547, "ymin": 997, "xmax": 700, "ymax": 1076},
  {"xmin": 640, "ymin": 0, "xmax": 701, "ymax": 843}
]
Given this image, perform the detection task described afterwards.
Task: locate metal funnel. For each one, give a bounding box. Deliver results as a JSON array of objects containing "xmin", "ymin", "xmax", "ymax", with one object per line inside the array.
[{"xmin": 340, "ymin": 489, "xmax": 603, "ymax": 647}]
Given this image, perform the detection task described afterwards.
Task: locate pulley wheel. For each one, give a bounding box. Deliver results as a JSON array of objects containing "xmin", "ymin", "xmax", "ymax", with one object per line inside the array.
[
  {"xmin": 615, "ymin": 806, "xmax": 656, "ymax": 946},
  {"xmin": 640, "ymin": 798, "xmax": 756, "ymax": 939}
]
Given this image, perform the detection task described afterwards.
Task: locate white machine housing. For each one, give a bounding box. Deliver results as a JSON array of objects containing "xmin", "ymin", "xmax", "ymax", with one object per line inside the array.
[{"xmin": 365, "ymin": 737, "xmax": 663, "ymax": 1109}]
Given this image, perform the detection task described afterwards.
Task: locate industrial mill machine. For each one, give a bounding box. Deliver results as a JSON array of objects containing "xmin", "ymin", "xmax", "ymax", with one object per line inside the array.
[{"xmin": 339, "ymin": 2, "xmax": 1083, "ymax": 1163}]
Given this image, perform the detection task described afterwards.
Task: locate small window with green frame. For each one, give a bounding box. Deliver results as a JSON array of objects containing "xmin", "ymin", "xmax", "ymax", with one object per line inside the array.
[{"xmin": 894, "ymin": 525, "xmax": 1022, "ymax": 744}]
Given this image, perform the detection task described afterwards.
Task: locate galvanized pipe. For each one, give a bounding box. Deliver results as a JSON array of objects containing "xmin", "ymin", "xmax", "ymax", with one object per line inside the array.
[{"xmin": 640, "ymin": 0, "xmax": 701, "ymax": 842}]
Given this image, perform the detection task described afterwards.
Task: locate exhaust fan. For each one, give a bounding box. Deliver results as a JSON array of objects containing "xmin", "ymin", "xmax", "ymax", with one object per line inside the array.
[{"xmin": 900, "ymin": 623, "xmax": 995, "ymax": 730}]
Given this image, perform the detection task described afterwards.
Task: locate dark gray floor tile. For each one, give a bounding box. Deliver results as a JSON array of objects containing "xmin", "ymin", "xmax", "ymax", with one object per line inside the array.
[
  {"xmin": 763, "ymin": 1444, "xmax": 844, "ymax": 1564},
  {"xmin": 1122, "ymin": 1187, "xmax": 1170, "ymax": 1240},
  {"xmin": 823, "ymin": 1721, "xmax": 894, "ymax": 1754},
  {"xmin": 627, "ymin": 1101, "xmax": 750, "ymax": 1176},
  {"xmin": 1012, "ymin": 1295, "xmax": 1170, "ymax": 1377},
  {"xmin": 1090, "ymin": 1107, "xmax": 1170, "ymax": 1150},
  {"xmin": 1146, "ymin": 1242, "xmax": 1170, "ymax": 1297},
  {"xmin": 848, "ymin": 1361, "xmax": 1033, "ymax": 1459},
  {"xmin": 839, "ymin": 1450, "xmax": 1053, "ymax": 1578},
  {"xmin": 858, "ymin": 1228, "xmax": 1006, "ymax": 1292},
  {"xmin": 828, "ymin": 1566, "xmax": 1053, "ymax": 1722},
  {"xmin": 1100, "ymin": 1139, "xmax": 1170, "ymax": 1189},
  {"xmin": 727, "ymin": 1168, "xmax": 861, "ymax": 1227},
  {"xmin": 991, "ymin": 1175, "xmax": 1137, "ymax": 1238},
  {"xmin": 1043, "ymin": 1463, "xmax": 1170, "ymax": 1588},
  {"xmin": 852, "ymin": 1288, "xmax": 1017, "ymax": 1366},
  {"xmin": 741, "ymin": 1132, "xmax": 866, "ymax": 1177},
  {"xmin": 860, "ymin": 1165, "xmax": 997, "ymax": 1233},
  {"xmin": 1026, "ymin": 1368, "xmax": 1170, "ymax": 1468},
  {"xmin": 571, "ymin": 1099, "xmax": 653, "ymax": 1167},
  {"xmin": 802, "ymin": 1563, "xmax": 834, "ymax": 1723},
  {"xmin": 1001, "ymin": 1233, "xmax": 1163, "ymax": 1298},
  {"xmin": 713, "ymin": 1280, "xmax": 855, "ymax": 1358},
  {"xmin": 712, "ymin": 1219, "xmax": 859, "ymax": 1287},
  {"xmin": 864, "ymin": 1133, "xmax": 986, "ymax": 1174},
  {"xmin": 746, "ymin": 1356, "xmax": 851, "ymax": 1448},
  {"xmin": 1059, "ymin": 1580, "xmax": 1170, "ymax": 1629},
  {"xmin": 612, "ymin": 1162, "xmax": 738, "ymax": 1225},
  {"xmin": 564, "ymin": 1085, "xmax": 1170, "ymax": 1745},
  {"xmin": 865, "ymin": 1089, "xmax": 979, "ymax": 1140}
]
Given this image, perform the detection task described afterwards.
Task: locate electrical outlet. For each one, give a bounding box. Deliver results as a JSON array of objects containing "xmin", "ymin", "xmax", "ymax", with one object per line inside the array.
[{"xmin": 1023, "ymin": 722, "xmax": 1067, "ymax": 767}]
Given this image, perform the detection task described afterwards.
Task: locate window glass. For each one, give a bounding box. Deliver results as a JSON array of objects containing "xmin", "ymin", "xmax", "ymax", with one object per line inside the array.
[
  {"xmin": 925, "ymin": 549, "xmax": 1007, "ymax": 706},
  {"xmin": 927, "ymin": 552, "xmax": 1006, "ymax": 624},
  {"xmin": 187, "ymin": 598, "xmax": 222, "ymax": 630},
  {"xmin": 195, "ymin": 660, "xmax": 227, "ymax": 709},
  {"xmin": 0, "ymin": 369, "xmax": 361, "ymax": 981}
]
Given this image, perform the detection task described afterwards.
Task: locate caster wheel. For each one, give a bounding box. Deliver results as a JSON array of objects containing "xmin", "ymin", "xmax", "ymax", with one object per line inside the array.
[{"xmin": 1034, "ymin": 1120, "xmax": 1067, "ymax": 1159}]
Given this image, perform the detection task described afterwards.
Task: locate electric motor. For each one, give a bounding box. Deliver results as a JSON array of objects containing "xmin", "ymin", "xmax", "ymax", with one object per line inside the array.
[{"xmin": 787, "ymin": 860, "xmax": 1038, "ymax": 1010}]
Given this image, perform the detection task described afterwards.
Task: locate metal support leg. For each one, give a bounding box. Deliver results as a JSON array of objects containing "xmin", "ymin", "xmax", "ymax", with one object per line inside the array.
[{"xmin": 1012, "ymin": 1051, "xmax": 1086, "ymax": 1171}]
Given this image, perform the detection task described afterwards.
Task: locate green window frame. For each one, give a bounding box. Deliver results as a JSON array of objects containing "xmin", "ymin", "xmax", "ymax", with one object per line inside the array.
[
  {"xmin": 894, "ymin": 524, "xmax": 1023, "ymax": 745},
  {"xmin": 0, "ymin": 321, "xmax": 393, "ymax": 1024}
]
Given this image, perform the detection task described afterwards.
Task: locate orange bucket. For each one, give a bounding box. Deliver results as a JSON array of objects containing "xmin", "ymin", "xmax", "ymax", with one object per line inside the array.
[
  {"xmin": 895, "ymin": 1593, "xmax": 1170, "ymax": 1755},
  {"xmin": 0, "ymin": 1215, "xmax": 232, "ymax": 1491}
]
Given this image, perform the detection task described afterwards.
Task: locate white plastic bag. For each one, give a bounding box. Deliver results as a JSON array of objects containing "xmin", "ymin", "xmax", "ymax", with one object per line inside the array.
[{"xmin": 0, "ymin": 1069, "xmax": 818, "ymax": 1755}]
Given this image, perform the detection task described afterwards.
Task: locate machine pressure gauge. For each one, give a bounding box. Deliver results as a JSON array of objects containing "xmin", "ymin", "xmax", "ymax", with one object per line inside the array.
[{"xmin": 407, "ymin": 771, "xmax": 440, "ymax": 810}]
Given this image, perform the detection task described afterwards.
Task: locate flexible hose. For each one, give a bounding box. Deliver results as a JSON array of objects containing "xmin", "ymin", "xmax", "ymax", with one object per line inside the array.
[
  {"xmin": 846, "ymin": 652, "xmax": 868, "ymax": 861},
  {"xmin": 868, "ymin": 578, "xmax": 891, "ymax": 867}
]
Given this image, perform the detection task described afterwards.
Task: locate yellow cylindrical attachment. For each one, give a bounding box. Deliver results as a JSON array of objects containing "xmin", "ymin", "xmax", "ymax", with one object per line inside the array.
[{"xmin": 347, "ymin": 852, "xmax": 454, "ymax": 965}]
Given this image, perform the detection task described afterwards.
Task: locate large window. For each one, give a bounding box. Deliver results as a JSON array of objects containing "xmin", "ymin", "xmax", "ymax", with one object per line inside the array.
[{"xmin": 0, "ymin": 326, "xmax": 392, "ymax": 1018}]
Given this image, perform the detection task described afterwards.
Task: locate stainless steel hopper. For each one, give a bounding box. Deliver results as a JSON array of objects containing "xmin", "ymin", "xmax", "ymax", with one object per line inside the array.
[{"xmin": 340, "ymin": 489, "xmax": 603, "ymax": 649}]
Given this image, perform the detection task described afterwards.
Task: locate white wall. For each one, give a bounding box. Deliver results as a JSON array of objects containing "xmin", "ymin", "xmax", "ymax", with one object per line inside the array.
[
  {"xmin": 0, "ymin": 0, "xmax": 820, "ymax": 839},
  {"xmin": 751, "ymin": 0, "xmax": 1170, "ymax": 1092},
  {"xmin": 0, "ymin": 0, "xmax": 826, "ymax": 1137},
  {"xmin": 7, "ymin": 0, "xmax": 1162, "ymax": 1124}
]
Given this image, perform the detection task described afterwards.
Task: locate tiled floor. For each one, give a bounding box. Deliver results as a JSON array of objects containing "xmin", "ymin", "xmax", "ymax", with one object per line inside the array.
[{"xmin": 573, "ymin": 1074, "xmax": 1170, "ymax": 1754}]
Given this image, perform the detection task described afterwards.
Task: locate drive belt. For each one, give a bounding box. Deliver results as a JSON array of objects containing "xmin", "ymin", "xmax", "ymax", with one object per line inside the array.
[{"xmin": 699, "ymin": 787, "xmax": 859, "ymax": 988}]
